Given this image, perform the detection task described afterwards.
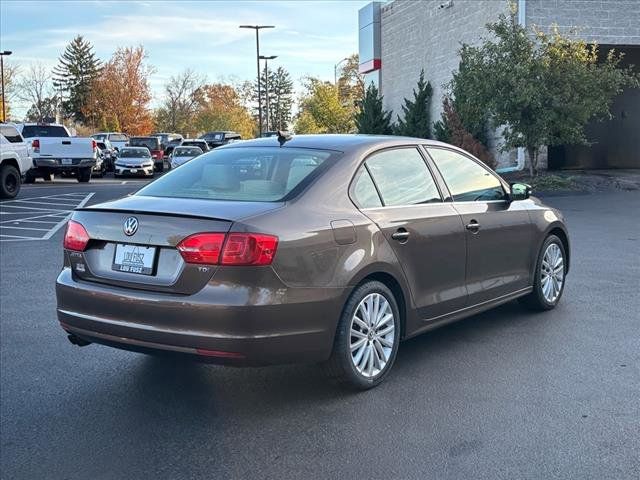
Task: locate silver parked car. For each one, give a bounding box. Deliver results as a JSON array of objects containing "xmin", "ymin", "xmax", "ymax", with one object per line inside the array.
[
  {"xmin": 169, "ymin": 146, "xmax": 203, "ymax": 169},
  {"xmin": 114, "ymin": 147, "xmax": 154, "ymax": 178}
]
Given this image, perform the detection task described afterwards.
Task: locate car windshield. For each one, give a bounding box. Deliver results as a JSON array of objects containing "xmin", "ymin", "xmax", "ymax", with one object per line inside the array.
[
  {"xmin": 137, "ymin": 147, "xmax": 336, "ymax": 202},
  {"xmin": 21, "ymin": 125, "xmax": 68, "ymax": 138},
  {"xmin": 120, "ymin": 148, "xmax": 150, "ymax": 158},
  {"xmin": 174, "ymin": 147, "xmax": 202, "ymax": 156}
]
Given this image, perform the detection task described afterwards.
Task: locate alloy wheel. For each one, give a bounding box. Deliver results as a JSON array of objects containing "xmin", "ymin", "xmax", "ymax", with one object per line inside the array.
[
  {"xmin": 541, "ymin": 243, "xmax": 564, "ymax": 303},
  {"xmin": 350, "ymin": 293, "xmax": 395, "ymax": 378}
]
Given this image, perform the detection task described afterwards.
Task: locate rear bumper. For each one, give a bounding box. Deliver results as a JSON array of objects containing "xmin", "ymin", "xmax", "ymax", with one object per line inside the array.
[
  {"xmin": 56, "ymin": 267, "xmax": 345, "ymax": 366},
  {"xmin": 34, "ymin": 158, "xmax": 96, "ymax": 170}
]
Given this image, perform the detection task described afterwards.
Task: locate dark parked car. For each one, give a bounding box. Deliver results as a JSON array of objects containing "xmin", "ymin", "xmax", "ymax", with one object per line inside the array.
[
  {"xmin": 152, "ymin": 132, "xmax": 183, "ymax": 153},
  {"xmin": 57, "ymin": 135, "xmax": 570, "ymax": 389},
  {"xmin": 164, "ymin": 137, "xmax": 183, "ymax": 157},
  {"xmin": 199, "ymin": 131, "xmax": 241, "ymax": 149},
  {"xmin": 96, "ymin": 140, "xmax": 116, "ymax": 171},
  {"xmin": 180, "ymin": 139, "xmax": 210, "ymax": 152},
  {"xmin": 128, "ymin": 136, "xmax": 164, "ymax": 172}
]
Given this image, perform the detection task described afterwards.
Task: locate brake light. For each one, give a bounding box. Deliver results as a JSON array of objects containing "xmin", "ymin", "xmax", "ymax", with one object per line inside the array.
[
  {"xmin": 221, "ymin": 233, "xmax": 278, "ymax": 266},
  {"xmin": 176, "ymin": 232, "xmax": 278, "ymax": 266},
  {"xmin": 63, "ymin": 220, "xmax": 90, "ymax": 251},
  {"xmin": 91, "ymin": 139, "xmax": 97, "ymax": 151},
  {"xmin": 32, "ymin": 139, "xmax": 40, "ymax": 153},
  {"xmin": 177, "ymin": 233, "xmax": 225, "ymax": 265}
]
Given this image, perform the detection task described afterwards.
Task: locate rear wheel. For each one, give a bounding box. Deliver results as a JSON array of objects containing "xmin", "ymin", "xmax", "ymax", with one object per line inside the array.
[
  {"xmin": 520, "ymin": 234, "xmax": 566, "ymax": 311},
  {"xmin": 77, "ymin": 167, "xmax": 91, "ymax": 183},
  {"xmin": 323, "ymin": 281, "xmax": 401, "ymax": 389},
  {"xmin": 42, "ymin": 170, "xmax": 53, "ymax": 182},
  {"xmin": 0, "ymin": 164, "xmax": 21, "ymax": 199}
]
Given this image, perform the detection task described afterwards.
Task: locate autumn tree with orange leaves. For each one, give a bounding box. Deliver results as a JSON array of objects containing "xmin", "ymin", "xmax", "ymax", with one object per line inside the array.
[
  {"xmin": 193, "ymin": 83, "xmax": 256, "ymax": 139},
  {"xmin": 85, "ymin": 46, "xmax": 154, "ymax": 135}
]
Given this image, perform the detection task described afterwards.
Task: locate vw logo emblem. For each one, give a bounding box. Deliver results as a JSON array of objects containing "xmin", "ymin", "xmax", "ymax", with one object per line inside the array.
[{"xmin": 123, "ymin": 216, "xmax": 138, "ymax": 236}]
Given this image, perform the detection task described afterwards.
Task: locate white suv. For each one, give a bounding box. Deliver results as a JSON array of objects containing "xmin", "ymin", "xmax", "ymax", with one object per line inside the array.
[{"xmin": 0, "ymin": 123, "xmax": 32, "ymax": 199}]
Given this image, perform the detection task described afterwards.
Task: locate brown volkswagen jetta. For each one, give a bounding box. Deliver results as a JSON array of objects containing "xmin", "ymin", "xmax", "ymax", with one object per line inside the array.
[{"xmin": 56, "ymin": 134, "xmax": 570, "ymax": 389}]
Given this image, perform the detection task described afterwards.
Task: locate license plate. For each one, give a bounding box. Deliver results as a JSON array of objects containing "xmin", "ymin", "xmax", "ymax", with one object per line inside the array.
[
  {"xmin": 130, "ymin": 169, "xmax": 138, "ymax": 173},
  {"xmin": 112, "ymin": 244, "xmax": 156, "ymax": 275},
  {"xmin": 61, "ymin": 158, "xmax": 73, "ymax": 165}
]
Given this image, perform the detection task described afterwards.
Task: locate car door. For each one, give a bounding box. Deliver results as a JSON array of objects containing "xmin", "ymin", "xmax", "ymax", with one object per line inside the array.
[
  {"xmin": 354, "ymin": 147, "xmax": 468, "ymax": 320},
  {"xmin": 425, "ymin": 147, "xmax": 534, "ymax": 305}
]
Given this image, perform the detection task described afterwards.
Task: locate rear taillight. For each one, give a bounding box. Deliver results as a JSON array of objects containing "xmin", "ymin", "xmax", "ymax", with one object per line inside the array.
[
  {"xmin": 63, "ymin": 220, "xmax": 90, "ymax": 251},
  {"xmin": 91, "ymin": 139, "xmax": 97, "ymax": 151},
  {"xmin": 221, "ymin": 233, "xmax": 278, "ymax": 266},
  {"xmin": 176, "ymin": 233, "xmax": 226, "ymax": 265},
  {"xmin": 176, "ymin": 232, "xmax": 278, "ymax": 266},
  {"xmin": 32, "ymin": 139, "xmax": 40, "ymax": 153}
]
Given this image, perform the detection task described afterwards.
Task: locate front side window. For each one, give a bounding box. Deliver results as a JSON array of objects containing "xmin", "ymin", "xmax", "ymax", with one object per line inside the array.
[
  {"xmin": 351, "ymin": 167, "xmax": 382, "ymax": 208},
  {"xmin": 365, "ymin": 148, "xmax": 441, "ymax": 206},
  {"xmin": 137, "ymin": 147, "xmax": 336, "ymax": 202},
  {"xmin": 427, "ymin": 148, "xmax": 505, "ymax": 202}
]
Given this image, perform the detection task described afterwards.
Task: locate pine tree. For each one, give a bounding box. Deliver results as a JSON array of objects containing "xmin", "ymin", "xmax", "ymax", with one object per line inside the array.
[
  {"xmin": 52, "ymin": 36, "xmax": 101, "ymax": 123},
  {"xmin": 395, "ymin": 69, "xmax": 433, "ymax": 138},
  {"xmin": 255, "ymin": 66, "xmax": 294, "ymax": 131},
  {"xmin": 355, "ymin": 83, "xmax": 392, "ymax": 134}
]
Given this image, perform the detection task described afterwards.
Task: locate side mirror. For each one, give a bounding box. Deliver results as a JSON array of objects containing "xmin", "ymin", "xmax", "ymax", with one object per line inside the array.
[{"xmin": 509, "ymin": 183, "xmax": 531, "ymax": 201}]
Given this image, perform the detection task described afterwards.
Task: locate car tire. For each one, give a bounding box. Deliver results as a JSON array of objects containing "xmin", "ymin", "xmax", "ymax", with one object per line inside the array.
[
  {"xmin": 519, "ymin": 234, "xmax": 566, "ymax": 311},
  {"xmin": 77, "ymin": 168, "xmax": 91, "ymax": 183},
  {"xmin": 322, "ymin": 280, "xmax": 401, "ymax": 390},
  {"xmin": 156, "ymin": 163, "xmax": 164, "ymax": 173},
  {"xmin": 0, "ymin": 164, "xmax": 21, "ymax": 199},
  {"xmin": 42, "ymin": 171, "xmax": 53, "ymax": 182}
]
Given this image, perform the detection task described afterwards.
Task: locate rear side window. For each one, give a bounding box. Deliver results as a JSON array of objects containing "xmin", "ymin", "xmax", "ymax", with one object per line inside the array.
[
  {"xmin": 427, "ymin": 148, "xmax": 505, "ymax": 201},
  {"xmin": 20, "ymin": 125, "xmax": 69, "ymax": 138},
  {"xmin": 0, "ymin": 125, "xmax": 23, "ymax": 143},
  {"xmin": 137, "ymin": 147, "xmax": 336, "ymax": 202},
  {"xmin": 351, "ymin": 167, "xmax": 382, "ymax": 208},
  {"xmin": 365, "ymin": 148, "xmax": 441, "ymax": 206}
]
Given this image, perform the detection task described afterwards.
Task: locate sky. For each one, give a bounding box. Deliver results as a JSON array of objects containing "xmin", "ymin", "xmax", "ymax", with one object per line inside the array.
[{"xmin": 0, "ymin": 0, "xmax": 370, "ymax": 117}]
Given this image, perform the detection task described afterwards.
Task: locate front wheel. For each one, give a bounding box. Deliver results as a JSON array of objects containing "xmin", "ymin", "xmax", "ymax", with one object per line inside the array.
[
  {"xmin": 322, "ymin": 281, "xmax": 401, "ymax": 389},
  {"xmin": 0, "ymin": 164, "xmax": 21, "ymax": 199},
  {"xmin": 520, "ymin": 234, "xmax": 566, "ymax": 311}
]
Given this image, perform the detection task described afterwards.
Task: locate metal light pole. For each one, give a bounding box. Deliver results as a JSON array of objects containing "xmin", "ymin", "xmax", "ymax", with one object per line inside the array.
[
  {"xmin": 334, "ymin": 57, "xmax": 349, "ymax": 85},
  {"xmin": 0, "ymin": 50, "xmax": 13, "ymax": 122},
  {"xmin": 239, "ymin": 25, "xmax": 274, "ymax": 136},
  {"xmin": 259, "ymin": 55, "xmax": 277, "ymax": 133}
]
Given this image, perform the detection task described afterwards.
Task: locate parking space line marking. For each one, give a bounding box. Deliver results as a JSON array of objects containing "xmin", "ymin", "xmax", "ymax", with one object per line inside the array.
[
  {"xmin": 0, "ymin": 234, "xmax": 39, "ymax": 239},
  {"xmin": 42, "ymin": 193, "xmax": 94, "ymax": 240},
  {"xmin": 0, "ymin": 204, "xmax": 72, "ymax": 212},
  {"xmin": 6, "ymin": 219, "xmax": 60, "ymax": 224},
  {"xmin": 0, "ymin": 225, "xmax": 50, "ymax": 231},
  {"xmin": 15, "ymin": 200, "xmax": 80, "ymax": 206}
]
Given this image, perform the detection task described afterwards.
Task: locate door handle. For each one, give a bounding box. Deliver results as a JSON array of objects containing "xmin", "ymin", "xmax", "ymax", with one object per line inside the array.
[
  {"xmin": 391, "ymin": 229, "xmax": 410, "ymax": 242},
  {"xmin": 465, "ymin": 220, "xmax": 480, "ymax": 233}
]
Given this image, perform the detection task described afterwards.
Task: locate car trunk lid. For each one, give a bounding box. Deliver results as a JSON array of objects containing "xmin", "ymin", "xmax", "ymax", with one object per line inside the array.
[{"xmin": 68, "ymin": 196, "xmax": 282, "ymax": 294}]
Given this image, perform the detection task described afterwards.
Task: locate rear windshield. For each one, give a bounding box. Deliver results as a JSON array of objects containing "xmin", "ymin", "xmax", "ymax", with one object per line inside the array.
[
  {"xmin": 174, "ymin": 147, "xmax": 202, "ymax": 156},
  {"xmin": 137, "ymin": 147, "xmax": 336, "ymax": 202},
  {"xmin": 120, "ymin": 148, "xmax": 150, "ymax": 158},
  {"xmin": 21, "ymin": 125, "xmax": 69, "ymax": 138},
  {"xmin": 129, "ymin": 137, "xmax": 160, "ymax": 150},
  {"xmin": 108, "ymin": 134, "xmax": 128, "ymax": 142},
  {"xmin": 92, "ymin": 134, "xmax": 107, "ymax": 141}
]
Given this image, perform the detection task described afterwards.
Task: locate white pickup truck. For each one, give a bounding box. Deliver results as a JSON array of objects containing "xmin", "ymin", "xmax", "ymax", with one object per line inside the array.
[
  {"xmin": 0, "ymin": 123, "xmax": 33, "ymax": 198},
  {"xmin": 16, "ymin": 123, "xmax": 97, "ymax": 183}
]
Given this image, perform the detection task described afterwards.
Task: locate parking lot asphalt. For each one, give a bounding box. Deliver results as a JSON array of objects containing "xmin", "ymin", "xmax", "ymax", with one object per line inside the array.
[{"xmin": 1, "ymin": 184, "xmax": 639, "ymax": 480}]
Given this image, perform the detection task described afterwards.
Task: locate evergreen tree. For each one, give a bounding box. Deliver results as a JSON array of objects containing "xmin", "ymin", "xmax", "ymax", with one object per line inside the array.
[
  {"xmin": 355, "ymin": 83, "xmax": 392, "ymax": 134},
  {"xmin": 254, "ymin": 66, "xmax": 294, "ymax": 131},
  {"xmin": 52, "ymin": 36, "xmax": 101, "ymax": 123},
  {"xmin": 395, "ymin": 69, "xmax": 433, "ymax": 138}
]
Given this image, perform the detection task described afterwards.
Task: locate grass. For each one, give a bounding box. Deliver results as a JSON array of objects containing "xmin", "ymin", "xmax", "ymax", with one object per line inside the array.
[{"xmin": 528, "ymin": 174, "xmax": 578, "ymax": 191}]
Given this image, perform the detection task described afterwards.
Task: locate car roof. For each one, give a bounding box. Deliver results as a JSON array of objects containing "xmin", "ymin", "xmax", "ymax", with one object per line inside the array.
[{"xmin": 223, "ymin": 134, "xmax": 454, "ymax": 153}]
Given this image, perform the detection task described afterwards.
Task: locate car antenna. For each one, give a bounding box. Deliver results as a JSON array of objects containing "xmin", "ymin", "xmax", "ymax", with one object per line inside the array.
[{"xmin": 277, "ymin": 130, "xmax": 292, "ymax": 147}]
